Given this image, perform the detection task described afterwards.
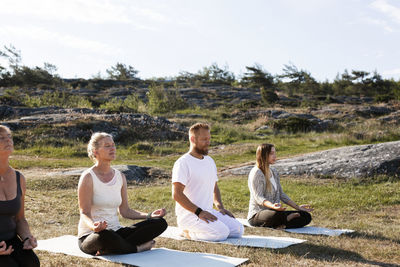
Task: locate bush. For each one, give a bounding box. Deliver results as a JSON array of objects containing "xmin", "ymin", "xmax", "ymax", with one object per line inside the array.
[
  {"xmin": 129, "ymin": 143, "xmax": 155, "ymax": 154},
  {"xmin": 374, "ymin": 94, "xmax": 394, "ymax": 103},
  {"xmin": 124, "ymin": 94, "xmax": 140, "ymax": 111},
  {"xmin": 211, "ymin": 123, "xmax": 254, "ymax": 144},
  {"xmin": 99, "ymin": 93, "xmax": 141, "ymax": 113},
  {"xmin": 261, "ymin": 87, "xmax": 278, "ymax": 105},
  {"xmin": 99, "ymin": 98, "xmax": 124, "ymax": 112},
  {"xmin": 23, "ymin": 91, "xmax": 92, "ymax": 108},
  {"xmin": 270, "ymin": 117, "xmax": 316, "ymax": 133},
  {"xmin": 147, "ymin": 85, "xmax": 188, "ymax": 114}
]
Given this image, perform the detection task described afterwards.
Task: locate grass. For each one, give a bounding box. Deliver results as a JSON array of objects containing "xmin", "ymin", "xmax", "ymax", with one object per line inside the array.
[
  {"xmin": 26, "ymin": 175, "xmax": 400, "ymax": 266},
  {"xmin": 6, "ymin": 104, "xmax": 400, "ymax": 266},
  {"xmin": 11, "ymin": 123, "xmax": 400, "ymax": 170}
]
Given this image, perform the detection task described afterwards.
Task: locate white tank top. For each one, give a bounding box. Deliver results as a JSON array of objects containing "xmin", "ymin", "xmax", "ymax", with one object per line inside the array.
[{"xmin": 78, "ymin": 167, "xmax": 123, "ymax": 237}]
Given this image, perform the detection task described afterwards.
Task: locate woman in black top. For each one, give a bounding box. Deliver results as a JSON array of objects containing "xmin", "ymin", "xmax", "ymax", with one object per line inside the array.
[{"xmin": 0, "ymin": 125, "xmax": 40, "ymax": 267}]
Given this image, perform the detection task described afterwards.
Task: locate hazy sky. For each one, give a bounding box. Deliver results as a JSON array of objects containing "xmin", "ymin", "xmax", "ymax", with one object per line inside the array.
[{"xmin": 1, "ymin": 0, "xmax": 399, "ymax": 81}]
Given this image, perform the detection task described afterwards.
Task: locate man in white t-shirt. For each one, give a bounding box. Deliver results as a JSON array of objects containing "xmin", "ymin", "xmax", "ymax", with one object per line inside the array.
[{"xmin": 172, "ymin": 123, "xmax": 244, "ymax": 241}]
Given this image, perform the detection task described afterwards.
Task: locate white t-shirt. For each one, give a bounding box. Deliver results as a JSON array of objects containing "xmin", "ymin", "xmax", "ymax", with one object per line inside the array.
[{"xmin": 172, "ymin": 153, "xmax": 218, "ymax": 222}]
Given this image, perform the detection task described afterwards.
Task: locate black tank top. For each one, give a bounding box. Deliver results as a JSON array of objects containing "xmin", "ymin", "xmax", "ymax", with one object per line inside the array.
[{"xmin": 0, "ymin": 171, "xmax": 22, "ymax": 241}]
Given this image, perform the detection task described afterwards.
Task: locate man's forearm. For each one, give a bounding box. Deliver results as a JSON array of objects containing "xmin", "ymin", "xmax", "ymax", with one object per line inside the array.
[
  {"xmin": 175, "ymin": 192, "xmax": 199, "ymax": 213},
  {"xmin": 213, "ymin": 184, "xmax": 224, "ymax": 209}
]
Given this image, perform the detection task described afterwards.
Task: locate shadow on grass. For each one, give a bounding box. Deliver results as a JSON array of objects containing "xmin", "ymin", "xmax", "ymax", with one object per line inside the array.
[
  {"xmin": 278, "ymin": 243, "xmax": 398, "ymax": 267},
  {"xmin": 348, "ymin": 231, "xmax": 400, "ymax": 245}
]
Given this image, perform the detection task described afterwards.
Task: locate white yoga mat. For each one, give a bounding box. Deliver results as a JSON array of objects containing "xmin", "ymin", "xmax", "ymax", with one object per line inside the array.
[
  {"xmin": 237, "ymin": 218, "xmax": 354, "ymax": 236},
  {"xmin": 160, "ymin": 226, "xmax": 305, "ymax": 249},
  {"xmin": 284, "ymin": 227, "xmax": 354, "ymax": 236},
  {"xmin": 36, "ymin": 235, "xmax": 248, "ymax": 267}
]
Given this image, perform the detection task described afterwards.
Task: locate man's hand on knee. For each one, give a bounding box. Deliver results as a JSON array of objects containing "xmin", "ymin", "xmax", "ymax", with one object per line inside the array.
[
  {"xmin": 219, "ymin": 208, "xmax": 235, "ymax": 218},
  {"xmin": 199, "ymin": 211, "xmax": 218, "ymax": 223}
]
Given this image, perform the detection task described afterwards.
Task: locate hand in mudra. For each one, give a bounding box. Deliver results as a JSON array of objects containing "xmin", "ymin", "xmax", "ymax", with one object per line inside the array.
[
  {"xmin": 23, "ymin": 236, "xmax": 37, "ymax": 250},
  {"xmin": 298, "ymin": 204, "xmax": 313, "ymax": 212},
  {"xmin": 272, "ymin": 203, "xmax": 286, "ymax": 211},
  {"xmin": 93, "ymin": 221, "xmax": 108, "ymax": 232},
  {"xmin": 0, "ymin": 241, "xmax": 13, "ymax": 255},
  {"xmin": 151, "ymin": 208, "xmax": 167, "ymax": 218}
]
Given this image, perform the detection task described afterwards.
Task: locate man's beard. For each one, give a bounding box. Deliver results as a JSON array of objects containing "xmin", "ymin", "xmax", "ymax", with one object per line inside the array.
[{"xmin": 194, "ymin": 146, "xmax": 208, "ymax": 156}]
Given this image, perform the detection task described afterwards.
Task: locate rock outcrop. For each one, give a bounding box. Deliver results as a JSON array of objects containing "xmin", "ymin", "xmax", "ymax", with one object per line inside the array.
[
  {"xmin": 223, "ymin": 141, "xmax": 400, "ymax": 178},
  {"xmin": 1, "ymin": 107, "xmax": 187, "ymax": 142},
  {"xmin": 50, "ymin": 165, "xmax": 169, "ymax": 182}
]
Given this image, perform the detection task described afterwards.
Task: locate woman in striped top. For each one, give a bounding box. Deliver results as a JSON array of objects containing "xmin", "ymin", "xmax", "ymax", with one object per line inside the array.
[{"xmin": 247, "ymin": 143, "xmax": 313, "ymax": 229}]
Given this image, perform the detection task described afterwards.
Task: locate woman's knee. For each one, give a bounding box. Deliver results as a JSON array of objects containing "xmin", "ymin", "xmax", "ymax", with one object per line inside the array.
[
  {"xmin": 80, "ymin": 231, "xmax": 116, "ymax": 254},
  {"xmin": 301, "ymin": 211, "xmax": 312, "ymax": 225},
  {"xmin": 145, "ymin": 218, "xmax": 168, "ymax": 236},
  {"xmin": 0, "ymin": 256, "xmax": 19, "ymax": 267},
  {"xmin": 23, "ymin": 253, "xmax": 40, "ymax": 267},
  {"xmin": 152, "ymin": 217, "xmax": 168, "ymax": 231}
]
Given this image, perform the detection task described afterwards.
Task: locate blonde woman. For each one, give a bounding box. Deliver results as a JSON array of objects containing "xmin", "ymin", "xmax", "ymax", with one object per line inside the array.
[
  {"xmin": 247, "ymin": 144, "xmax": 313, "ymax": 228},
  {"xmin": 77, "ymin": 132, "xmax": 167, "ymax": 255},
  {"xmin": 0, "ymin": 125, "xmax": 40, "ymax": 266}
]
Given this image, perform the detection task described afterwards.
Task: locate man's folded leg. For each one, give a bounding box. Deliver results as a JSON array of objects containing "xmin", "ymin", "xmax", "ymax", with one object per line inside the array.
[
  {"xmin": 178, "ymin": 212, "xmax": 230, "ymax": 241},
  {"xmin": 210, "ymin": 209, "xmax": 244, "ymax": 238}
]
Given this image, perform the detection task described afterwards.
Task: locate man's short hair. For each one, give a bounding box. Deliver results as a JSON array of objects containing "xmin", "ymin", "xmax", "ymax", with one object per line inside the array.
[{"xmin": 189, "ymin": 123, "xmax": 210, "ymax": 136}]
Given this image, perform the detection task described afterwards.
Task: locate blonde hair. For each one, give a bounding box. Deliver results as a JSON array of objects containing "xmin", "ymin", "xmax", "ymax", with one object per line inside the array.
[
  {"xmin": 189, "ymin": 123, "xmax": 210, "ymax": 137},
  {"xmin": 256, "ymin": 143, "xmax": 275, "ymax": 192},
  {"xmin": 0, "ymin": 125, "xmax": 12, "ymax": 135},
  {"xmin": 87, "ymin": 132, "xmax": 113, "ymax": 162}
]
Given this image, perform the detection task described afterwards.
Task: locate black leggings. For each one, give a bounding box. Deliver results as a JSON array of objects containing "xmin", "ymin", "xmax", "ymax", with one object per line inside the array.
[
  {"xmin": 78, "ymin": 218, "xmax": 167, "ymax": 255},
  {"xmin": 249, "ymin": 209, "xmax": 312, "ymax": 229},
  {"xmin": 0, "ymin": 235, "xmax": 40, "ymax": 267}
]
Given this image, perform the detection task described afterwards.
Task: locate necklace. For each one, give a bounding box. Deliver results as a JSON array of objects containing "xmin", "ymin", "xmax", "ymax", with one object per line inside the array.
[{"xmin": 0, "ymin": 167, "xmax": 9, "ymax": 182}]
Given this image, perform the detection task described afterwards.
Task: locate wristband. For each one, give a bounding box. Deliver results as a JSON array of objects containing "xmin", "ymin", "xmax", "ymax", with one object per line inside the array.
[
  {"xmin": 194, "ymin": 207, "xmax": 203, "ymax": 217},
  {"xmin": 22, "ymin": 236, "xmax": 31, "ymax": 243},
  {"xmin": 146, "ymin": 212, "xmax": 152, "ymax": 219}
]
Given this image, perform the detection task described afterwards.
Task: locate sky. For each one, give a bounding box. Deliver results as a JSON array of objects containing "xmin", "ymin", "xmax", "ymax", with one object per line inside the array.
[{"xmin": 0, "ymin": 0, "xmax": 399, "ymax": 81}]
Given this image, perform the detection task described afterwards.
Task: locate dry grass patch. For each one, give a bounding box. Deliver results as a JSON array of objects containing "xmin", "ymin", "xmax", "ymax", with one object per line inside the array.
[{"xmin": 21, "ymin": 174, "xmax": 400, "ymax": 267}]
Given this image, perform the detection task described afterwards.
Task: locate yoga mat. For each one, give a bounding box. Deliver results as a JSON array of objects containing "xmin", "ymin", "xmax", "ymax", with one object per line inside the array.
[
  {"xmin": 285, "ymin": 227, "xmax": 354, "ymax": 236},
  {"xmin": 160, "ymin": 226, "xmax": 305, "ymax": 249},
  {"xmin": 36, "ymin": 235, "xmax": 248, "ymax": 267},
  {"xmin": 237, "ymin": 218, "xmax": 354, "ymax": 236}
]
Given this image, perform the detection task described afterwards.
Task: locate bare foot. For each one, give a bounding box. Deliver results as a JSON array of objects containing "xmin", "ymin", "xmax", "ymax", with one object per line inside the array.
[
  {"xmin": 287, "ymin": 212, "xmax": 300, "ymax": 222},
  {"xmin": 275, "ymin": 225, "xmax": 286, "ymax": 230},
  {"xmin": 181, "ymin": 229, "xmax": 191, "ymax": 239},
  {"xmin": 137, "ymin": 240, "xmax": 155, "ymax": 252}
]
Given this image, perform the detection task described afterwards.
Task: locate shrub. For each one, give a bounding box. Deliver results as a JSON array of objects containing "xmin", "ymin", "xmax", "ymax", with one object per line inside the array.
[
  {"xmin": 147, "ymin": 85, "xmax": 187, "ymax": 114},
  {"xmin": 129, "ymin": 143, "xmax": 155, "ymax": 154},
  {"xmin": 99, "ymin": 93, "xmax": 141, "ymax": 113},
  {"xmin": 211, "ymin": 123, "xmax": 254, "ymax": 144},
  {"xmin": 270, "ymin": 117, "xmax": 316, "ymax": 133},
  {"xmin": 374, "ymin": 94, "xmax": 394, "ymax": 103},
  {"xmin": 261, "ymin": 87, "xmax": 279, "ymax": 105},
  {"xmin": 99, "ymin": 98, "xmax": 124, "ymax": 112},
  {"xmin": 124, "ymin": 94, "xmax": 140, "ymax": 111},
  {"xmin": 23, "ymin": 91, "xmax": 92, "ymax": 108},
  {"xmin": 106, "ymin": 63, "xmax": 139, "ymax": 80}
]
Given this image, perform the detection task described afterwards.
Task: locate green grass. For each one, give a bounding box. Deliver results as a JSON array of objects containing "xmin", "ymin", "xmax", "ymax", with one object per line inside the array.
[
  {"xmin": 11, "ymin": 126, "xmax": 400, "ymax": 171},
  {"xmin": 26, "ymin": 175, "xmax": 400, "ymax": 266},
  {"xmin": 10, "ymin": 157, "xmax": 92, "ymax": 169},
  {"xmin": 5, "ymin": 90, "xmax": 400, "ymax": 266}
]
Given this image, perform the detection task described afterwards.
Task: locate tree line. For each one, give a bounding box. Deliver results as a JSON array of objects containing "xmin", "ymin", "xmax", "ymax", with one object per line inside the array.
[{"xmin": 1, "ymin": 45, "xmax": 400, "ymax": 104}]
